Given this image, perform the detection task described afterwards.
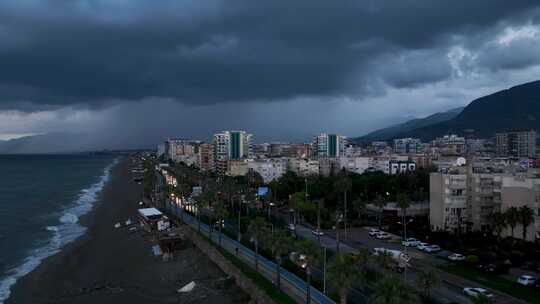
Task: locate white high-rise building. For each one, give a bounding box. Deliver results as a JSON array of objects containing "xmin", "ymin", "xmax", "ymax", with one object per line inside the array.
[
  {"xmin": 312, "ymin": 133, "xmax": 347, "ymax": 157},
  {"xmin": 213, "ymin": 130, "xmax": 253, "ymax": 174}
]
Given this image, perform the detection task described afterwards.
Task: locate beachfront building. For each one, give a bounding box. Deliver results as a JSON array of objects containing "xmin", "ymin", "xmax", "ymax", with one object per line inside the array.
[
  {"xmin": 213, "ymin": 130, "xmax": 253, "ymax": 175},
  {"xmin": 312, "ymin": 133, "xmax": 347, "ymax": 157}
]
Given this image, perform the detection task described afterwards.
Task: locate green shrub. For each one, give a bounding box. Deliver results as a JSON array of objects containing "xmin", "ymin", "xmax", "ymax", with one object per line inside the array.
[{"xmin": 464, "ymin": 255, "xmax": 479, "ymax": 265}]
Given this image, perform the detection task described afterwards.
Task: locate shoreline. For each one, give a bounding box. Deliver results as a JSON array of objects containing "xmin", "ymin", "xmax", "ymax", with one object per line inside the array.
[{"xmin": 6, "ymin": 158, "xmax": 248, "ymax": 304}]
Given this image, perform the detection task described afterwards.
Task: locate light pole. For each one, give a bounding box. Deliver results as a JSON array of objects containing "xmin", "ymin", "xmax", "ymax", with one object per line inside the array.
[
  {"xmin": 323, "ymin": 247, "xmax": 327, "ymax": 294},
  {"xmin": 398, "ymin": 218, "xmax": 414, "ymax": 281}
]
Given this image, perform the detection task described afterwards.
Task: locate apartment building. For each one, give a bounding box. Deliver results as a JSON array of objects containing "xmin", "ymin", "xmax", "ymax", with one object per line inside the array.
[
  {"xmin": 394, "ymin": 138, "xmax": 424, "ymax": 155},
  {"xmin": 198, "ymin": 143, "xmax": 214, "ymax": 172},
  {"xmin": 496, "ymin": 129, "xmax": 537, "ymax": 158},
  {"xmin": 312, "ymin": 133, "xmax": 347, "ymax": 157},
  {"xmin": 430, "ymin": 167, "xmax": 469, "ymax": 234},
  {"xmin": 247, "ymin": 158, "xmax": 288, "ymax": 183},
  {"xmin": 213, "ymin": 130, "xmax": 253, "ymax": 174},
  {"xmin": 501, "ymin": 175, "xmax": 540, "ymax": 241},
  {"xmin": 288, "ymin": 158, "xmax": 320, "ymax": 176}
]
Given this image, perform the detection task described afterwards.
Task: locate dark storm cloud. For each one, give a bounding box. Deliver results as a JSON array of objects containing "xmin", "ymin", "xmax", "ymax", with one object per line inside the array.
[{"xmin": 0, "ymin": 0, "xmax": 539, "ymax": 110}]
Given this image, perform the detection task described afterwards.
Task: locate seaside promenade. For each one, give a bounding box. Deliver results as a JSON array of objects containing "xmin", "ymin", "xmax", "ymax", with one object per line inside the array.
[{"xmin": 161, "ymin": 197, "xmax": 337, "ymax": 304}]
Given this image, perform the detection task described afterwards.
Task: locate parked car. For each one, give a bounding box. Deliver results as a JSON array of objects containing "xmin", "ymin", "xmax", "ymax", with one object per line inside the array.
[
  {"xmin": 521, "ymin": 261, "xmax": 540, "ymax": 272},
  {"xmin": 376, "ymin": 232, "xmax": 392, "ymax": 240},
  {"xmin": 463, "ymin": 287, "xmax": 494, "ymax": 299},
  {"xmin": 311, "ymin": 229, "xmax": 324, "ymax": 236},
  {"xmin": 424, "ymin": 245, "xmax": 441, "ymax": 253},
  {"xmin": 288, "ymin": 224, "xmax": 296, "ymax": 231},
  {"xmin": 448, "ymin": 253, "xmax": 465, "ymax": 261},
  {"xmin": 402, "ymin": 238, "xmax": 421, "ymax": 247},
  {"xmin": 416, "ymin": 242, "xmax": 430, "ymax": 250},
  {"xmin": 517, "ymin": 275, "xmax": 537, "ymax": 286},
  {"xmin": 369, "ymin": 228, "xmax": 381, "ymax": 236},
  {"xmin": 479, "ymin": 262, "xmax": 511, "ymax": 275}
]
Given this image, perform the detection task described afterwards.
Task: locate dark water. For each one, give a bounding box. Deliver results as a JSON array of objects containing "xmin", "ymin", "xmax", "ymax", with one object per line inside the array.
[{"xmin": 0, "ymin": 154, "xmax": 117, "ymax": 303}]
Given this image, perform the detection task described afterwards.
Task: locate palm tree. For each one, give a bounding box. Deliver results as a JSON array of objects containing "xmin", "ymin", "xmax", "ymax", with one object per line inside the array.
[
  {"xmin": 488, "ymin": 211, "xmax": 506, "ymax": 239},
  {"xmin": 328, "ymin": 253, "xmax": 365, "ymax": 304},
  {"xmin": 396, "ymin": 193, "xmax": 411, "ymax": 220},
  {"xmin": 518, "ymin": 206, "xmax": 535, "ymax": 240},
  {"xmin": 373, "ymin": 195, "xmax": 387, "ymax": 229},
  {"xmin": 504, "ymin": 207, "xmax": 520, "ymax": 238},
  {"xmin": 315, "ymin": 198, "xmax": 325, "ymax": 243},
  {"xmin": 296, "ymin": 239, "xmax": 321, "ymax": 304},
  {"xmin": 415, "ymin": 269, "xmax": 439, "ymax": 298},
  {"xmin": 352, "ymin": 246, "xmax": 370, "ymax": 269},
  {"xmin": 352, "ymin": 198, "xmax": 366, "ymax": 223},
  {"xmin": 271, "ymin": 231, "xmax": 293, "ymax": 291},
  {"xmin": 374, "ymin": 250, "xmax": 394, "ymax": 273},
  {"xmin": 248, "ymin": 217, "xmax": 268, "ymax": 271},
  {"xmin": 289, "ymin": 192, "xmax": 307, "ymax": 225},
  {"xmin": 334, "ymin": 175, "xmax": 352, "ymax": 239},
  {"xmin": 370, "ymin": 275, "xmax": 419, "ymax": 304},
  {"xmin": 333, "ymin": 211, "xmax": 343, "ymax": 253},
  {"xmin": 213, "ymin": 200, "xmax": 228, "ymax": 247}
]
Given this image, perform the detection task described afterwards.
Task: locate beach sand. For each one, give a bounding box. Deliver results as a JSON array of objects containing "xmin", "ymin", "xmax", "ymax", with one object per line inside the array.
[{"xmin": 7, "ymin": 158, "xmax": 249, "ymax": 304}]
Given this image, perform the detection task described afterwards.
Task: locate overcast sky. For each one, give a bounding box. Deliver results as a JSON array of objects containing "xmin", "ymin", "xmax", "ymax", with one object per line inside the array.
[{"xmin": 1, "ymin": 1, "xmax": 540, "ymax": 148}]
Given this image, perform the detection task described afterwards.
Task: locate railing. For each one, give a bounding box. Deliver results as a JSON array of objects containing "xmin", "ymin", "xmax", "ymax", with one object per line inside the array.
[{"xmin": 162, "ymin": 199, "xmax": 335, "ymax": 304}]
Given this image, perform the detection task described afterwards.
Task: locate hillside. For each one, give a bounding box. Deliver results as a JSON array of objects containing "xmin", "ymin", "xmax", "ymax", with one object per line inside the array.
[
  {"xmin": 355, "ymin": 107, "xmax": 463, "ymax": 143},
  {"xmin": 394, "ymin": 80, "xmax": 540, "ymax": 140}
]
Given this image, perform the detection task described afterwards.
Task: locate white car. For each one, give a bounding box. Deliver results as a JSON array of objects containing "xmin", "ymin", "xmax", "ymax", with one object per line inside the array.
[
  {"xmin": 416, "ymin": 242, "xmax": 430, "ymax": 250},
  {"xmin": 517, "ymin": 275, "xmax": 537, "ymax": 286},
  {"xmin": 312, "ymin": 229, "xmax": 324, "ymax": 236},
  {"xmin": 463, "ymin": 287, "xmax": 494, "ymax": 299},
  {"xmin": 424, "ymin": 245, "xmax": 441, "ymax": 253},
  {"xmin": 448, "ymin": 253, "xmax": 465, "ymax": 261},
  {"xmin": 369, "ymin": 228, "xmax": 381, "ymax": 236},
  {"xmin": 288, "ymin": 224, "xmax": 296, "ymax": 231},
  {"xmin": 376, "ymin": 232, "xmax": 392, "ymax": 240},
  {"xmin": 402, "ymin": 238, "xmax": 421, "ymax": 247}
]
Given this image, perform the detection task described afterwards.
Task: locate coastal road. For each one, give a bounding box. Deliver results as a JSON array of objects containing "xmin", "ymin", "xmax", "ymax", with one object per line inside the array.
[
  {"xmin": 287, "ymin": 217, "xmax": 474, "ymax": 304},
  {"xmin": 288, "ymin": 215, "xmax": 526, "ymax": 304},
  {"xmin": 163, "ymin": 200, "xmax": 336, "ymax": 304}
]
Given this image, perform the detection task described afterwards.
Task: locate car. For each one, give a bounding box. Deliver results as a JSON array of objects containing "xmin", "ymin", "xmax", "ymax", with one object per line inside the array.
[
  {"xmin": 424, "ymin": 245, "xmax": 441, "ymax": 253},
  {"xmin": 448, "ymin": 253, "xmax": 465, "ymax": 261},
  {"xmin": 312, "ymin": 229, "xmax": 324, "ymax": 236},
  {"xmin": 416, "ymin": 242, "xmax": 430, "ymax": 250},
  {"xmin": 517, "ymin": 275, "xmax": 537, "ymax": 286},
  {"xmin": 479, "ymin": 263, "xmax": 511, "ymax": 275},
  {"xmin": 376, "ymin": 232, "xmax": 392, "ymax": 240},
  {"xmin": 463, "ymin": 287, "xmax": 494, "ymax": 299},
  {"xmin": 369, "ymin": 228, "xmax": 381, "ymax": 236},
  {"xmin": 402, "ymin": 238, "xmax": 421, "ymax": 247},
  {"xmin": 521, "ymin": 261, "xmax": 540, "ymax": 272},
  {"xmin": 288, "ymin": 224, "xmax": 296, "ymax": 231}
]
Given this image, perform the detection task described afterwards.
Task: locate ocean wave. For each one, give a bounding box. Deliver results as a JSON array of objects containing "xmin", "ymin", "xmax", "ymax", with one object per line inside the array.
[{"xmin": 0, "ymin": 158, "xmax": 119, "ymax": 304}]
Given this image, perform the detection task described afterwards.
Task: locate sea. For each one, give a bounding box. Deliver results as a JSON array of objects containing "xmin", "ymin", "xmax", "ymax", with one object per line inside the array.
[{"xmin": 0, "ymin": 154, "xmax": 118, "ymax": 303}]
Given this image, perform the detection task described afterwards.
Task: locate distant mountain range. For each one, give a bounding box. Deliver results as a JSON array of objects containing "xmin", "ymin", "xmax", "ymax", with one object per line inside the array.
[
  {"xmin": 354, "ymin": 80, "xmax": 540, "ymax": 142},
  {"xmin": 0, "ymin": 133, "xmax": 94, "ymax": 154},
  {"xmin": 356, "ymin": 107, "xmax": 464, "ymax": 143}
]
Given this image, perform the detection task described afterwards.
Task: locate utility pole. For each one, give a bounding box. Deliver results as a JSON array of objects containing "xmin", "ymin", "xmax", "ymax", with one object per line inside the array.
[{"xmin": 323, "ymin": 247, "xmax": 327, "ymax": 294}]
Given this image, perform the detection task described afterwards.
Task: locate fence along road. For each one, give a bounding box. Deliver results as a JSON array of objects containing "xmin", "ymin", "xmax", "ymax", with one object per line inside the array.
[{"xmin": 163, "ymin": 199, "xmax": 335, "ymax": 304}]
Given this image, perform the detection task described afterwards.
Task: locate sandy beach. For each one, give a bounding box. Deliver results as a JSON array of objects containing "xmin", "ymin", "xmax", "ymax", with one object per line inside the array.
[{"xmin": 6, "ymin": 158, "xmax": 249, "ymax": 304}]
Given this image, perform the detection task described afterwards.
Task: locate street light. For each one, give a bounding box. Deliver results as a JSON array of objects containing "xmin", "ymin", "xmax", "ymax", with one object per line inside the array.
[{"xmin": 397, "ymin": 218, "xmax": 414, "ymax": 281}]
